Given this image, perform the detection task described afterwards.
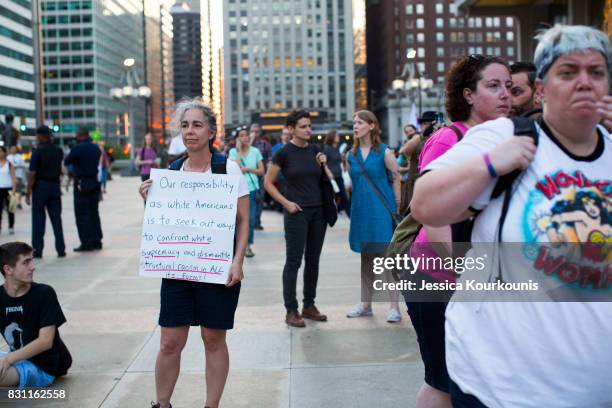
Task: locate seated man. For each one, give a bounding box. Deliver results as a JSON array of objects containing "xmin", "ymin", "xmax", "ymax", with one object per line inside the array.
[{"xmin": 0, "ymin": 242, "xmax": 71, "ymax": 388}]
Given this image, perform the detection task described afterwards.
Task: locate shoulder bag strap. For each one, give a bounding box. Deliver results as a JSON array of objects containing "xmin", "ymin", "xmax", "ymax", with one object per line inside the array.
[{"xmin": 354, "ymin": 152, "xmax": 396, "ymax": 220}]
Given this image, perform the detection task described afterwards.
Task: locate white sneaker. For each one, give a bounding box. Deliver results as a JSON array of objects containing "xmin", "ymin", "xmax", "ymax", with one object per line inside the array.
[
  {"xmin": 386, "ymin": 308, "xmax": 401, "ymax": 323},
  {"xmin": 346, "ymin": 303, "xmax": 373, "ymax": 318}
]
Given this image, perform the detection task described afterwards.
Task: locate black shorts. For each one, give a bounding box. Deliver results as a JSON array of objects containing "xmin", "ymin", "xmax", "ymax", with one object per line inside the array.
[
  {"xmin": 406, "ymin": 301, "xmax": 450, "ymax": 393},
  {"xmin": 159, "ymin": 278, "xmax": 241, "ymax": 330}
]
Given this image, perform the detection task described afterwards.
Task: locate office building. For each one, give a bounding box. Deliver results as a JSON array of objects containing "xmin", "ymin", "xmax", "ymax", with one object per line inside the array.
[
  {"xmin": 0, "ymin": 0, "xmax": 36, "ymax": 134},
  {"xmin": 144, "ymin": 0, "xmax": 175, "ymax": 140},
  {"xmin": 41, "ymin": 0, "xmax": 147, "ymax": 144},
  {"xmin": 223, "ymin": 0, "xmax": 355, "ymax": 131},
  {"xmin": 171, "ymin": 2, "xmax": 203, "ymax": 101}
]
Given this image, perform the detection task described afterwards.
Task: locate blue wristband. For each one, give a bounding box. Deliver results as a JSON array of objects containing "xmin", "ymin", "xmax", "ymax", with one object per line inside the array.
[{"xmin": 483, "ymin": 153, "xmax": 497, "ymax": 178}]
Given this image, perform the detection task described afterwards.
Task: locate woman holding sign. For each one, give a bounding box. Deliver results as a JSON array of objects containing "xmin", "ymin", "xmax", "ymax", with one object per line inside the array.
[
  {"xmin": 228, "ymin": 126, "xmax": 264, "ymax": 258},
  {"xmin": 140, "ymin": 98, "xmax": 249, "ymax": 408}
]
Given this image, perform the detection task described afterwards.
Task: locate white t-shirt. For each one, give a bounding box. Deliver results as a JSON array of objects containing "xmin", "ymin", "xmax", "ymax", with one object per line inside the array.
[
  {"xmin": 168, "ymin": 136, "xmax": 186, "ymax": 156},
  {"xmin": 426, "ymin": 117, "xmax": 612, "ymax": 408},
  {"xmin": 6, "ymin": 154, "xmax": 25, "ymax": 180},
  {"xmin": 180, "ymin": 158, "xmax": 249, "ymax": 198}
]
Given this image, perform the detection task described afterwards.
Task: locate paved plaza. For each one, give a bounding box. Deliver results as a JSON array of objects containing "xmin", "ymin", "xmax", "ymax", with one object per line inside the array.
[{"xmin": 2, "ymin": 176, "xmax": 423, "ymax": 408}]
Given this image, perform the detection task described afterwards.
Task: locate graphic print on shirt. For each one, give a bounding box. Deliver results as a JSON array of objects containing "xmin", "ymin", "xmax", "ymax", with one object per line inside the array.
[
  {"xmin": 521, "ymin": 169, "xmax": 611, "ymax": 289},
  {"xmin": 3, "ymin": 322, "xmax": 23, "ymax": 351}
]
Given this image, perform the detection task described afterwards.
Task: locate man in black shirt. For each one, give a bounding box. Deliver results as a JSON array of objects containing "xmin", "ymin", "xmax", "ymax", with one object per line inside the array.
[
  {"xmin": 0, "ymin": 242, "xmax": 71, "ymax": 388},
  {"xmin": 64, "ymin": 127, "xmax": 102, "ymax": 252},
  {"xmin": 26, "ymin": 126, "xmax": 65, "ymax": 258}
]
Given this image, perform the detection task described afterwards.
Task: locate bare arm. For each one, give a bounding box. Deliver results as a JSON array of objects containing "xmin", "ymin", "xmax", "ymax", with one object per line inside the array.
[
  {"xmin": 264, "ymin": 163, "xmax": 301, "ymax": 213},
  {"xmin": 2, "ymin": 325, "xmax": 55, "ymax": 372},
  {"xmin": 399, "ymin": 136, "xmax": 421, "ymax": 157},
  {"xmin": 384, "ymin": 148, "xmax": 401, "ymax": 208},
  {"xmin": 248, "ymin": 160, "xmax": 265, "ymax": 177},
  {"xmin": 411, "ymin": 136, "xmax": 537, "ymax": 226}
]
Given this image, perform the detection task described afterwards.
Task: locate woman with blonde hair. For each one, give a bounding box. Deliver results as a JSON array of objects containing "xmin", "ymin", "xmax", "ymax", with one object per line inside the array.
[{"xmin": 346, "ymin": 110, "xmax": 402, "ymax": 322}]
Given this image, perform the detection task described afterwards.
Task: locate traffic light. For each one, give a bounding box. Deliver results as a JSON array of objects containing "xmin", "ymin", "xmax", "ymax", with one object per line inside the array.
[
  {"xmin": 51, "ymin": 118, "xmax": 60, "ymax": 133},
  {"xmin": 19, "ymin": 117, "xmax": 26, "ymax": 132},
  {"xmin": 52, "ymin": 124, "xmax": 60, "ymax": 132}
]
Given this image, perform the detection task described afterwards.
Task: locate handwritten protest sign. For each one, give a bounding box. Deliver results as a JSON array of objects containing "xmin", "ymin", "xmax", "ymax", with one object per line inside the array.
[{"xmin": 139, "ymin": 168, "xmax": 239, "ymax": 284}]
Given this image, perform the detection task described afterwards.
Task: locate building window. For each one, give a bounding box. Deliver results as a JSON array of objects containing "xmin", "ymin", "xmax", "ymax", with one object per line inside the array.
[
  {"xmin": 493, "ymin": 17, "xmax": 500, "ymax": 27},
  {"xmin": 437, "ymin": 62, "xmax": 445, "ymax": 72},
  {"xmin": 436, "ymin": 32, "xmax": 444, "ymax": 42},
  {"xmin": 475, "ymin": 17, "xmax": 482, "ymax": 28},
  {"xmin": 436, "ymin": 47, "xmax": 444, "ymax": 57},
  {"xmin": 417, "ymin": 33, "xmax": 425, "ymax": 43},
  {"xmin": 450, "ymin": 18, "xmax": 456, "ymax": 28},
  {"xmin": 506, "ymin": 17, "xmax": 514, "ymax": 27},
  {"xmin": 417, "ymin": 47, "xmax": 425, "ymax": 58},
  {"xmin": 416, "ymin": 3, "xmax": 424, "ymax": 14},
  {"xmin": 507, "ymin": 31, "xmax": 514, "ymax": 41},
  {"xmin": 508, "ymin": 46, "xmax": 515, "ymax": 56},
  {"xmin": 436, "ymin": 18, "xmax": 443, "ymax": 28},
  {"xmin": 485, "ymin": 17, "xmax": 493, "ymax": 27},
  {"xmin": 406, "ymin": 4, "xmax": 413, "ymax": 14},
  {"xmin": 416, "ymin": 18, "xmax": 424, "ymax": 29},
  {"xmin": 435, "ymin": 3, "xmax": 443, "ymax": 14},
  {"xmin": 406, "ymin": 33, "xmax": 414, "ymax": 43}
]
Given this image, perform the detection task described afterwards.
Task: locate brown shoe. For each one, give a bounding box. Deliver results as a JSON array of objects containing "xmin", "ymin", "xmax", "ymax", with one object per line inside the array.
[
  {"xmin": 285, "ymin": 311, "xmax": 306, "ymax": 327},
  {"xmin": 301, "ymin": 305, "xmax": 327, "ymax": 321}
]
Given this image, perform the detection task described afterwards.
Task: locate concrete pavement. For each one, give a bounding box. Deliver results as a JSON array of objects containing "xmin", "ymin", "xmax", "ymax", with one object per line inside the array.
[{"xmin": 1, "ymin": 176, "xmax": 424, "ymax": 407}]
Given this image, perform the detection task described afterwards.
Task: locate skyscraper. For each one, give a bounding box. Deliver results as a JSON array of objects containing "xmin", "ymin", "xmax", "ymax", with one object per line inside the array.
[
  {"xmin": 144, "ymin": 0, "xmax": 174, "ymax": 140},
  {"xmin": 0, "ymin": 0, "xmax": 36, "ymax": 133},
  {"xmin": 41, "ymin": 0, "xmax": 147, "ymax": 144},
  {"xmin": 171, "ymin": 2, "xmax": 203, "ymax": 101},
  {"xmin": 223, "ymin": 0, "xmax": 355, "ymax": 131}
]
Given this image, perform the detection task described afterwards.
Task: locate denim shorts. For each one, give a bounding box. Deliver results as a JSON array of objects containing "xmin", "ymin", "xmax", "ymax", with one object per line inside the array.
[{"xmin": 0, "ymin": 351, "xmax": 54, "ymax": 389}]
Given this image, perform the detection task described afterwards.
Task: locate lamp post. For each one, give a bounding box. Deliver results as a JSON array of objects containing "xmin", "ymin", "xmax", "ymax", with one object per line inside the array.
[{"xmin": 110, "ymin": 58, "xmax": 151, "ymax": 176}]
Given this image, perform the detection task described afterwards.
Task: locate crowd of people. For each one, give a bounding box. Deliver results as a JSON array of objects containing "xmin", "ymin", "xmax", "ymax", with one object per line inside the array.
[{"xmin": 0, "ymin": 23, "xmax": 610, "ymax": 408}]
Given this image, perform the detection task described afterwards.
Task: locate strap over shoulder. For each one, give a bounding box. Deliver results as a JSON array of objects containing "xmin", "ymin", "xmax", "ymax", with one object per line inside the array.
[{"xmin": 168, "ymin": 152, "xmax": 227, "ymax": 174}]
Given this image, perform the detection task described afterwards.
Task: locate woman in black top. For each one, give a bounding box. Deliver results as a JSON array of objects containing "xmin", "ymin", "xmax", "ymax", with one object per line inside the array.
[{"xmin": 264, "ymin": 109, "xmax": 329, "ymax": 328}]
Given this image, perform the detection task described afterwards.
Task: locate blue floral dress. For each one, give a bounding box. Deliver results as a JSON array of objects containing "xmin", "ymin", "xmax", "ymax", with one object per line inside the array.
[{"xmin": 347, "ymin": 143, "xmax": 396, "ymax": 253}]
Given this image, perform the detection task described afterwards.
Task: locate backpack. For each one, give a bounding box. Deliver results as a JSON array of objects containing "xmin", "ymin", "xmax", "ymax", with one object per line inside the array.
[
  {"xmin": 402, "ymin": 125, "xmax": 463, "ymax": 217},
  {"xmin": 168, "ymin": 152, "xmax": 227, "ymax": 173},
  {"xmin": 386, "ymin": 117, "xmax": 539, "ymax": 281}
]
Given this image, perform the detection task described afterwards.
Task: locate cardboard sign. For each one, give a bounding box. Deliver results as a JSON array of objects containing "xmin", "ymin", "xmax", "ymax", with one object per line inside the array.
[{"xmin": 139, "ymin": 168, "xmax": 239, "ymax": 284}]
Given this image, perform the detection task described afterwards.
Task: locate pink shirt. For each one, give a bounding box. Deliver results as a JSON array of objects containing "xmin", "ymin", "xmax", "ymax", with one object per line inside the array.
[{"xmin": 411, "ymin": 122, "xmax": 467, "ymax": 283}]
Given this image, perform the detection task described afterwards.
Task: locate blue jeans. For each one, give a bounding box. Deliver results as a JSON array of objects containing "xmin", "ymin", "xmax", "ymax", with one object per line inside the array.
[
  {"xmin": 450, "ymin": 379, "xmax": 488, "ymax": 408},
  {"xmin": 255, "ymin": 176, "xmax": 264, "ymax": 227},
  {"xmin": 248, "ymin": 191, "xmax": 257, "ymax": 245}
]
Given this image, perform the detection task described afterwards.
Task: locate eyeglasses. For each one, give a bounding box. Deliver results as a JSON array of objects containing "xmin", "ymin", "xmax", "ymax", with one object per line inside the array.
[{"xmin": 469, "ymin": 54, "xmax": 485, "ymax": 62}]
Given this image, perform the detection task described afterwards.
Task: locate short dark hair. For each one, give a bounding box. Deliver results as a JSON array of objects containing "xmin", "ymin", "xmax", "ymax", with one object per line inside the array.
[
  {"xmin": 0, "ymin": 242, "xmax": 32, "ymax": 276},
  {"xmin": 76, "ymin": 127, "xmax": 89, "ymax": 138},
  {"xmin": 445, "ymin": 55, "xmax": 509, "ymax": 122},
  {"xmin": 286, "ymin": 109, "xmax": 310, "ymax": 128},
  {"xmin": 404, "ymin": 124, "xmax": 417, "ymax": 132},
  {"xmin": 510, "ymin": 61, "xmax": 537, "ymax": 89},
  {"xmin": 5, "ymin": 113, "xmax": 14, "ymax": 123},
  {"xmin": 37, "ymin": 125, "xmax": 53, "ymax": 140}
]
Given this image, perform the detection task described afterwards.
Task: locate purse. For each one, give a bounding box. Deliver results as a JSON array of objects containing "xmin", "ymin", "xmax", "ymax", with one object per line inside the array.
[
  {"xmin": 354, "ymin": 153, "xmax": 402, "ymax": 229},
  {"xmin": 313, "ymin": 146, "xmax": 338, "ymax": 227},
  {"xmin": 7, "ymin": 192, "xmax": 17, "ymax": 213}
]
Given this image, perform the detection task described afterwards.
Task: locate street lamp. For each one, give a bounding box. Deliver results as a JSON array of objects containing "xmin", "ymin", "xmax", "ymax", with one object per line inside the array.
[{"xmin": 110, "ymin": 58, "xmax": 151, "ymax": 176}]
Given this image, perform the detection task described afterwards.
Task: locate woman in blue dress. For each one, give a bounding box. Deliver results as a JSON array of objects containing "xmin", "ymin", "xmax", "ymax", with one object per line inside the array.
[{"xmin": 346, "ymin": 110, "xmax": 402, "ymax": 322}]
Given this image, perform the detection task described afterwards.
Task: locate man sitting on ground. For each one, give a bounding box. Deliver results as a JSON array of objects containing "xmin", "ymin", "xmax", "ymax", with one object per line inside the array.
[{"xmin": 0, "ymin": 242, "xmax": 71, "ymax": 388}]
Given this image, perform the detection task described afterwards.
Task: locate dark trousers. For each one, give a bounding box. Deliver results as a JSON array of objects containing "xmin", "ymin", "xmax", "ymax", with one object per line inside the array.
[
  {"xmin": 74, "ymin": 184, "xmax": 103, "ymax": 247},
  {"xmin": 255, "ymin": 176, "xmax": 264, "ymax": 226},
  {"xmin": 32, "ymin": 181, "xmax": 65, "ymax": 256},
  {"xmin": 334, "ymin": 176, "xmax": 351, "ymax": 217},
  {"xmin": 282, "ymin": 206, "xmax": 327, "ymax": 311},
  {"xmin": 0, "ymin": 188, "xmax": 14, "ymax": 229}
]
